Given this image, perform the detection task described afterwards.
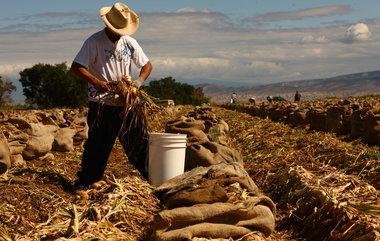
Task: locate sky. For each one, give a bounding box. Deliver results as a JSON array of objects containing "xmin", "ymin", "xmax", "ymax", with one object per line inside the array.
[{"xmin": 0, "ymin": 0, "xmax": 380, "ymax": 102}]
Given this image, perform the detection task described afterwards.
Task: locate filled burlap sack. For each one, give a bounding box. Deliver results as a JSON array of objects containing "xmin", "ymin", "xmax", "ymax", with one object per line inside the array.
[
  {"xmin": 363, "ymin": 113, "xmax": 380, "ymax": 145},
  {"xmin": 19, "ymin": 123, "xmax": 57, "ymax": 160},
  {"xmin": 350, "ymin": 109, "xmax": 366, "ymax": 139},
  {"xmin": 325, "ymin": 106, "xmax": 351, "ymax": 135},
  {"xmin": 185, "ymin": 141, "xmax": 243, "ymax": 170},
  {"xmin": 7, "ymin": 117, "xmax": 32, "ymax": 130},
  {"xmin": 165, "ymin": 183, "xmax": 228, "ymax": 209},
  {"xmin": 22, "ymin": 134, "xmax": 55, "ymax": 160},
  {"xmin": 0, "ymin": 133, "xmax": 11, "ymax": 174},
  {"xmin": 155, "ymin": 197, "xmax": 275, "ymax": 235},
  {"xmin": 10, "ymin": 154, "xmax": 26, "ymax": 168},
  {"xmin": 207, "ymin": 119, "xmax": 229, "ymax": 145},
  {"xmin": 191, "ymin": 232, "xmax": 266, "ymax": 241},
  {"xmin": 306, "ymin": 108, "xmax": 327, "ymax": 131},
  {"xmin": 155, "ymin": 223, "xmax": 253, "ymax": 241},
  {"xmin": 26, "ymin": 123, "xmax": 58, "ymax": 137},
  {"xmin": 72, "ymin": 117, "xmax": 89, "ymax": 146},
  {"xmin": 287, "ymin": 108, "xmax": 307, "ymax": 126},
  {"xmin": 166, "ymin": 116, "xmax": 209, "ymax": 144},
  {"xmin": 8, "ymin": 140, "xmax": 26, "ymax": 155},
  {"xmin": 155, "ymin": 162, "xmax": 260, "ymax": 203},
  {"xmin": 53, "ymin": 128, "xmax": 76, "ymax": 152}
]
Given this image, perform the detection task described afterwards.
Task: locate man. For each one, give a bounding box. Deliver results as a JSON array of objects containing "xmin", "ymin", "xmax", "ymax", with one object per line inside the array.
[
  {"xmin": 249, "ymin": 97, "xmax": 256, "ymax": 105},
  {"xmin": 70, "ymin": 2, "xmax": 153, "ymax": 190},
  {"xmin": 294, "ymin": 90, "xmax": 301, "ymax": 102},
  {"xmin": 231, "ymin": 92, "xmax": 237, "ymax": 104}
]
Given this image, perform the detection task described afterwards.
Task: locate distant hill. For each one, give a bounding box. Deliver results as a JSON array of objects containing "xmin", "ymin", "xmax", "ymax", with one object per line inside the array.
[{"xmin": 202, "ymin": 70, "xmax": 380, "ymax": 103}]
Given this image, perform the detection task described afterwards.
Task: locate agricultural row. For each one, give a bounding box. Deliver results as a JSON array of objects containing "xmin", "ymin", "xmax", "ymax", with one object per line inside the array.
[
  {"xmin": 0, "ymin": 108, "xmax": 89, "ymax": 174},
  {"xmin": 222, "ymin": 96, "xmax": 380, "ymax": 146},
  {"xmin": 214, "ymin": 107, "xmax": 380, "ymax": 241}
]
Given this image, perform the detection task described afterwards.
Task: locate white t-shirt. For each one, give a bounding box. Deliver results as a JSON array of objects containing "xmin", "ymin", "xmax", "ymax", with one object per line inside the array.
[{"xmin": 73, "ymin": 28, "xmax": 149, "ymax": 106}]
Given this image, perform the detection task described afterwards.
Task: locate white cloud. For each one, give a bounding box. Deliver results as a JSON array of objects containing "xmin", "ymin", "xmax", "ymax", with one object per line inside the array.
[
  {"xmin": 301, "ymin": 35, "xmax": 328, "ymax": 44},
  {"xmin": 1, "ymin": 10, "xmax": 380, "ymax": 89},
  {"xmin": 175, "ymin": 8, "xmax": 210, "ymax": 14},
  {"xmin": 0, "ymin": 64, "xmax": 31, "ymax": 79},
  {"xmin": 245, "ymin": 5, "xmax": 351, "ymax": 22},
  {"xmin": 343, "ymin": 23, "xmax": 371, "ymax": 43}
]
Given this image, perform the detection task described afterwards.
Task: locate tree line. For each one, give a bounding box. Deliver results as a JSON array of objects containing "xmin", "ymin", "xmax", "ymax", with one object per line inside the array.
[{"xmin": 0, "ymin": 62, "xmax": 209, "ymax": 108}]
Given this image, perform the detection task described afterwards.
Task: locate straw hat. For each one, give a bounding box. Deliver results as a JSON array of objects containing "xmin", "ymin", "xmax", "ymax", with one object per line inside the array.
[{"xmin": 100, "ymin": 2, "xmax": 139, "ymax": 36}]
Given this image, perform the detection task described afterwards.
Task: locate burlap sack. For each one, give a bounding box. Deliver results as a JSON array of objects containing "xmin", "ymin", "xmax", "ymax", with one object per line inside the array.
[
  {"xmin": 0, "ymin": 133, "xmax": 11, "ymax": 174},
  {"xmin": 154, "ymin": 197, "xmax": 275, "ymax": 241},
  {"xmin": 165, "ymin": 183, "xmax": 228, "ymax": 209},
  {"xmin": 192, "ymin": 232, "xmax": 266, "ymax": 241},
  {"xmin": 22, "ymin": 134, "xmax": 55, "ymax": 160},
  {"xmin": 306, "ymin": 108, "xmax": 327, "ymax": 131},
  {"xmin": 53, "ymin": 128, "xmax": 76, "ymax": 152},
  {"xmin": 166, "ymin": 116, "xmax": 209, "ymax": 144},
  {"xmin": 185, "ymin": 141, "xmax": 243, "ymax": 170},
  {"xmin": 363, "ymin": 113, "xmax": 380, "ymax": 145},
  {"xmin": 350, "ymin": 109, "xmax": 366, "ymax": 139},
  {"xmin": 325, "ymin": 106, "xmax": 351, "ymax": 135},
  {"xmin": 155, "ymin": 162, "xmax": 259, "ymax": 199},
  {"xmin": 207, "ymin": 119, "xmax": 229, "ymax": 145}
]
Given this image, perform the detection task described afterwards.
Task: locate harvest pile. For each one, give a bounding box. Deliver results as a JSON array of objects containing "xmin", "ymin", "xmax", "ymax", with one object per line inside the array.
[{"xmin": 222, "ymin": 96, "xmax": 380, "ymax": 146}]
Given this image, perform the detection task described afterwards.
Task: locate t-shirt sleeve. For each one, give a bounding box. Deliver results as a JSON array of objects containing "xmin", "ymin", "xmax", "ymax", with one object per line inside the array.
[
  {"xmin": 73, "ymin": 38, "xmax": 94, "ymax": 69},
  {"xmin": 130, "ymin": 39, "xmax": 149, "ymax": 68}
]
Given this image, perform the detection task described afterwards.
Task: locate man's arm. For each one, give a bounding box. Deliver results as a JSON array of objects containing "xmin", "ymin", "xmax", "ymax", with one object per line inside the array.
[
  {"xmin": 70, "ymin": 62, "xmax": 112, "ymax": 93},
  {"xmin": 134, "ymin": 61, "xmax": 153, "ymax": 88}
]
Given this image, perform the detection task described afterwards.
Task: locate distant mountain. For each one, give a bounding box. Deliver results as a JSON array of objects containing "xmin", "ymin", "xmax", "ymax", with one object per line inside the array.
[{"xmin": 202, "ymin": 70, "xmax": 380, "ymax": 103}]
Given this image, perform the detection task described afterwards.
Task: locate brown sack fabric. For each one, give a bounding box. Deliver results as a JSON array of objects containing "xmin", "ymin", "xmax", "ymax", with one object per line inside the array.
[
  {"xmin": 155, "ymin": 223, "xmax": 253, "ymax": 241},
  {"xmin": 165, "ymin": 116, "xmax": 209, "ymax": 144},
  {"xmin": 186, "ymin": 141, "xmax": 243, "ymax": 170},
  {"xmin": 152, "ymin": 162, "xmax": 275, "ymax": 241},
  {"xmin": 156, "ymin": 198, "xmax": 275, "ymax": 236},
  {"xmin": 191, "ymin": 232, "xmax": 266, "ymax": 241},
  {"xmin": 165, "ymin": 184, "xmax": 228, "ymax": 209},
  {"xmin": 0, "ymin": 132, "xmax": 11, "ymax": 174},
  {"xmin": 154, "ymin": 162, "xmax": 259, "ymax": 199}
]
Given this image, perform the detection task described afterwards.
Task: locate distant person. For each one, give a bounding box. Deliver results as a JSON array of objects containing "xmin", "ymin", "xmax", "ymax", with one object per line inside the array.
[
  {"xmin": 294, "ymin": 91, "xmax": 301, "ymax": 102},
  {"xmin": 230, "ymin": 92, "xmax": 237, "ymax": 104},
  {"xmin": 249, "ymin": 97, "xmax": 256, "ymax": 105}
]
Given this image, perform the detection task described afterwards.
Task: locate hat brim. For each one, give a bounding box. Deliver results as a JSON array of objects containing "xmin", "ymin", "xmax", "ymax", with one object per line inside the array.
[{"xmin": 100, "ymin": 6, "xmax": 139, "ymax": 36}]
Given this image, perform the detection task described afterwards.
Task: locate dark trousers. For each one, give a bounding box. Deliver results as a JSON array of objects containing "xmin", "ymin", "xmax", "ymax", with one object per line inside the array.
[{"xmin": 77, "ymin": 101, "xmax": 149, "ymax": 186}]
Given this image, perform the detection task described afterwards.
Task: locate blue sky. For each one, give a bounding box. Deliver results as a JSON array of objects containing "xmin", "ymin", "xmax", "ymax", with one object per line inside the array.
[{"xmin": 1, "ymin": 0, "xmax": 380, "ymax": 102}]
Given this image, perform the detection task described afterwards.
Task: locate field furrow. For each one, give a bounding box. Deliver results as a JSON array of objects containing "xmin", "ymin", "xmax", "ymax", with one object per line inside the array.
[{"xmin": 214, "ymin": 107, "xmax": 380, "ymax": 241}]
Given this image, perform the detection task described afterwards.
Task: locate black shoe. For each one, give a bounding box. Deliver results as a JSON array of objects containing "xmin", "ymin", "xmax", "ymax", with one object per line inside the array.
[{"xmin": 73, "ymin": 181, "xmax": 91, "ymax": 191}]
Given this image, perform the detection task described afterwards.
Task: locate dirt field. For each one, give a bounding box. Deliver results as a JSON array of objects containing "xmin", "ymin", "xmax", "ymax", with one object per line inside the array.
[
  {"xmin": 0, "ymin": 104, "xmax": 379, "ymax": 240},
  {"xmin": 214, "ymin": 107, "xmax": 379, "ymax": 241}
]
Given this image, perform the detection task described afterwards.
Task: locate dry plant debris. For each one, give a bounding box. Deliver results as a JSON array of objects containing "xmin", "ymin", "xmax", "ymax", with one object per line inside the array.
[
  {"xmin": 0, "ymin": 107, "xmax": 192, "ymax": 241},
  {"xmin": 214, "ymin": 107, "xmax": 380, "ymax": 241}
]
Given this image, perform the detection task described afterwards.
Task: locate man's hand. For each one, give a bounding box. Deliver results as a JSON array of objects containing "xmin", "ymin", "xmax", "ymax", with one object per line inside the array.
[
  {"xmin": 92, "ymin": 79, "xmax": 113, "ymax": 93},
  {"xmin": 70, "ymin": 62, "xmax": 113, "ymax": 93}
]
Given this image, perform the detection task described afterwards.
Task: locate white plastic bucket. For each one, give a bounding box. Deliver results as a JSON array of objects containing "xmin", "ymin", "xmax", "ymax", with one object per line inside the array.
[{"xmin": 148, "ymin": 133, "xmax": 187, "ymax": 185}]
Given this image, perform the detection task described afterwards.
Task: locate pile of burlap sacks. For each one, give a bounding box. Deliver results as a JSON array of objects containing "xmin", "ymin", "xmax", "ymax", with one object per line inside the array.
[
  {"xmin": 0, "ymin": 108, "xmax": 89, "ymax": 174},
  {"xmin": 223, "ymin": 99, "xmax": 380, "ymax": 146},
  {"xmin": 149, "ymin": 106, "xmax": 276, "ymax": 241}
]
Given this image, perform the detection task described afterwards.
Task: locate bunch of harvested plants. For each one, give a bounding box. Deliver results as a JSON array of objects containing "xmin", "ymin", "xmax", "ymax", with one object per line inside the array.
[{"xmin": 113, "ymin": 75, "xmax": 160, "ymax": 137}]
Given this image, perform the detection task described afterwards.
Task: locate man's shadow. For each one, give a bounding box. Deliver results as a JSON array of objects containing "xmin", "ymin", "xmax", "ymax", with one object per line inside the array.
[{"xmin": 13, "ymin": 168, "xmax": 76, "ymax": 193}]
